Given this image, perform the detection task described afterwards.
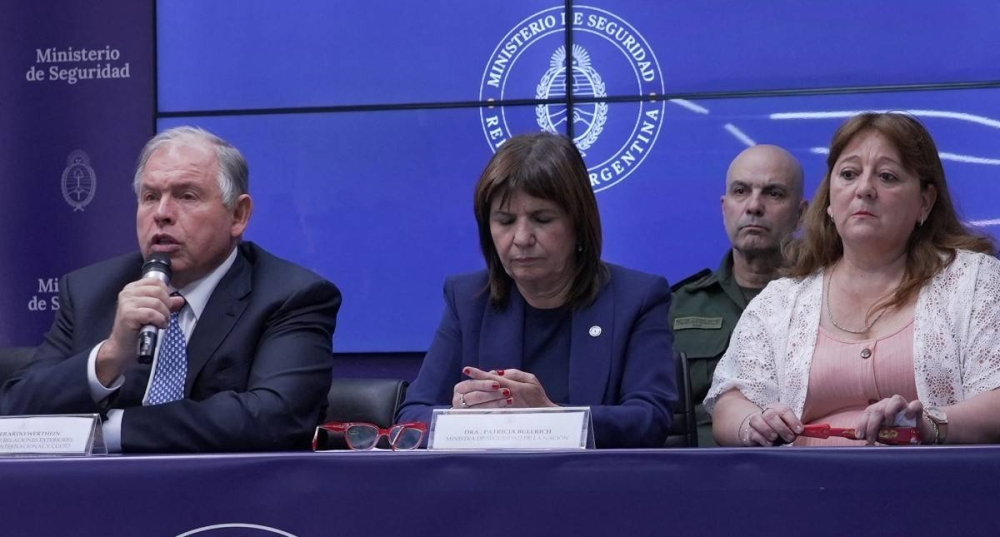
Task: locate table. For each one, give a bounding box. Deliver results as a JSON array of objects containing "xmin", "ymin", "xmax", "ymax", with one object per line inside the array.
[{"xmin": 1, "ymin": 447, "xmax": 998, "ymax": 536}]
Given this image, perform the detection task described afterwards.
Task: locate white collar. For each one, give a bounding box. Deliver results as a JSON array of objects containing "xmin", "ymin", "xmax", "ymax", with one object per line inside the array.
[{"xmin": 172, "ymin": 247, "xmax": 238, "ymax": 322}]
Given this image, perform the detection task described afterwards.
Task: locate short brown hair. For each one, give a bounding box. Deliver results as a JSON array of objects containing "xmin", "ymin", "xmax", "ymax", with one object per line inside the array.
[
  {"xmin": 785, "ymin": 112, "xmax": 995, "ymax": 315},
  {"xmin": 473, "ymin": 132, "xmax": 607, "ymax": 308}
]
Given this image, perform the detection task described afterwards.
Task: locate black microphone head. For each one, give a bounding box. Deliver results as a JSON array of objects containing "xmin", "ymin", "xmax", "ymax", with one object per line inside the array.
[{"xmin": 141, "ymin": 252, "xmax": 172, "ymax": 279}]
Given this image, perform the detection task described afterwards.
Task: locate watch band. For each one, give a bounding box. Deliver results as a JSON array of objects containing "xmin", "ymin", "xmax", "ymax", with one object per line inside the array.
[
  {"xmin": 924, "ymin": 412, "xmax": 940, "ymax": 445},
  {"xmin": 922, "ymin": 408, "xmax": 949, "ymax": 445},
  {"xmin": 935, "ymin": 417, "xmax": 948, "ymax": 445}
]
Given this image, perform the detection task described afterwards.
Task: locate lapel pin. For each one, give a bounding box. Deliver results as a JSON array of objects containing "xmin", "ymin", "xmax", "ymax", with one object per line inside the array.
[{"xmin": 589, "ymin": 325, "xmax": 602, "ymax": 337}]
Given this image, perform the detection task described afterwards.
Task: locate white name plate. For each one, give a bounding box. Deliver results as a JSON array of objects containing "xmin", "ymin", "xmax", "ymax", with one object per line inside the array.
[
  {"xmin": 0, "ymin": 414, "xmax": 105, "ymax": 457},
  {"xmin": 428, "ymin": 407, "xmax": 593, "ymax": 450}
]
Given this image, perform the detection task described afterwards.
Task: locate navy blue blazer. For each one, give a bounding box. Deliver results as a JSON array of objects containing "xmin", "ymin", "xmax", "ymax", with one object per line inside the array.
[
  {"xmin": 0, "ymin": 242, "xmax": 341, "ymax": 452},
  {"xmin": 398, "ymin": 263, "xmax": 677, "ymax": 448}
]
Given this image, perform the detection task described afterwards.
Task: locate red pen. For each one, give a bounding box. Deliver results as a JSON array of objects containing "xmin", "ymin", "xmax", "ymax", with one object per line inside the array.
[{"xmin": 800, "ymin": 423, "xmax": 922, "ymax": 445}]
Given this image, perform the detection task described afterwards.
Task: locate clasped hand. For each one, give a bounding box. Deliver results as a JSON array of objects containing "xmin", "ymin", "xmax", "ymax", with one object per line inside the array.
[{"xmin": 451, "ymin": 367, "xmax": 557, "ymax": 409}]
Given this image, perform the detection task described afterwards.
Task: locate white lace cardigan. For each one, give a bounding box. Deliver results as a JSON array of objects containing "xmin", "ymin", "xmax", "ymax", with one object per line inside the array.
[{"xmin": 705, "ymin": 250, "xmax": 1000, "ymax": 417}]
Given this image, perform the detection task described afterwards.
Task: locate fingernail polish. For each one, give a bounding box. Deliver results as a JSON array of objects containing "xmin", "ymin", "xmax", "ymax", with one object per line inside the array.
[
  {"xmin": 497, "ymin": 369, "xmax": 505, "ymax": 376},
  {"xmin": 492, "ymin": 382, "xmax": 500, "ymax": 390},
  {"xmin": 462, "ymin": 367, "xmax": 471, "ymax": 375},
  {"xmin": 506, "ymin": 397, "xmax": 513, "ymax": 405},
  {"xmin": 502, "ymin": 388, "xmax": 511, "ymax": 397}
]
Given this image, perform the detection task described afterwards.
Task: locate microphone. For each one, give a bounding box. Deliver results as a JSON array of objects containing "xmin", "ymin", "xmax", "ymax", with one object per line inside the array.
[{"xmin": 136, "ymin": 252, "xmax": 172, "ymax": 364}]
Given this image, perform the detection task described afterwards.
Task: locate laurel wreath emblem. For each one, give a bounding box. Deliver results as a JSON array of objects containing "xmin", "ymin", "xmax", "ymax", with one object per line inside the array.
[{"xmin": 535, "ymin": 45, "xmax": 608, "ymax": 155}]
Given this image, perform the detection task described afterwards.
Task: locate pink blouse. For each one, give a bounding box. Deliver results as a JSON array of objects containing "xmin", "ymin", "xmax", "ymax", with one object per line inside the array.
[{"xmin": 794, "ymin": 319, "xmax": 918, "ymax": 446}]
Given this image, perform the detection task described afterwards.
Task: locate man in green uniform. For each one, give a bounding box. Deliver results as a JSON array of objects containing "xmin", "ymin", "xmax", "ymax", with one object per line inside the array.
[{"xmin": 671, "ymin": 144, "xmax": 807, "ymax": 446}]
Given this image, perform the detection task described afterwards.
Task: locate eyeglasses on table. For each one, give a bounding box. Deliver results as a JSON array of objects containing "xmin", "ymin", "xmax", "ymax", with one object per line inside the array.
[{"xmin": 312, "ymin": 421, "xmax": 427, "ymax": 451}]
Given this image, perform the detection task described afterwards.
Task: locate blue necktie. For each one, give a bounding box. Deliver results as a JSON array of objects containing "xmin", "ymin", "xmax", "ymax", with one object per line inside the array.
[{"xmin": 146, "ymin": 307, "xmax": 188, "ymax": 405}]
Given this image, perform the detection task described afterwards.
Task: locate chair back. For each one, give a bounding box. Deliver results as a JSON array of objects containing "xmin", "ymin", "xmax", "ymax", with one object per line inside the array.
[
  {"xmin": 664, "ymin": 350, "xmax": 697, "ymax": 447},
  {"xmin": 318, "ymin": 378, "xmax": 409, "ymax": 449}
]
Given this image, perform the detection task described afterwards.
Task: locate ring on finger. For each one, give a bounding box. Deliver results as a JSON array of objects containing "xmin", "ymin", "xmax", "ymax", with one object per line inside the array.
[{"xmin": 460, "ymin": 393, "xmax": 468, "ymax": 408}]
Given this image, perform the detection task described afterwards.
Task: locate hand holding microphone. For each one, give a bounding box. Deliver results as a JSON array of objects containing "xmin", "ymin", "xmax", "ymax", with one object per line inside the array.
[{"xmin": 94, "ymin": 253, "xmax": 185, "ymax": 386}]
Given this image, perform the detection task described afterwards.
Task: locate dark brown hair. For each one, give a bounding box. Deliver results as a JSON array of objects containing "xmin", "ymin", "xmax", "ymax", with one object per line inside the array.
[
  {"xmin": 473, "ymin": 132, "xmax": 607, "ymax": 308},
  {"xmin": 785, "ymin": 112, "xmax": 995, "ymax": 316}
]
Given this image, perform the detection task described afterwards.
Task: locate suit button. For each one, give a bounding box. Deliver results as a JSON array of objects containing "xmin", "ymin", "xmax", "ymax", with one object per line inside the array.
[{"xmin": 860, "ymin": 348, "xmax": 872, "ymax": 359}]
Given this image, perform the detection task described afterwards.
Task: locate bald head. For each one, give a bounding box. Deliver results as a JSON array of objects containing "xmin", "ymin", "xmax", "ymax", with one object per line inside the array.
[
  {"xmin": 721, "ymin": 144, "xmax": 807, "ymax": 257},
  {"xmin": 726, "ymin": 145, "xmax": 804, "ymax": 198}
]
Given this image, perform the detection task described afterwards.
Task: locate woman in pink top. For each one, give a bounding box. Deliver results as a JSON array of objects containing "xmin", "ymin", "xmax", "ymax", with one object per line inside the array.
[{"xmin": 705, "ymin": 112, "xmax": 1000, "ymax": 447}]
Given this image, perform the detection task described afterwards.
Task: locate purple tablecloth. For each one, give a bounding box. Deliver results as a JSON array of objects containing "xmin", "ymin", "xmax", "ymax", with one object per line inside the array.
[{"xmin": 1, "ymin": 447, "xmax": 998, "ymax": 536}]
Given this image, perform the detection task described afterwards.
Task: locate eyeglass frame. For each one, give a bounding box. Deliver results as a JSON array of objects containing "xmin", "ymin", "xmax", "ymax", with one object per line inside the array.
[{"xmin": 312, "ymin": 421, "xmax": 428, "ymax": 451}]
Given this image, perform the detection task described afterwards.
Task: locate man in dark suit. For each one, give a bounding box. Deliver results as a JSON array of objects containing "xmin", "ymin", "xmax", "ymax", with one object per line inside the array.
[{"xmin": 0, "ymin": 127, "xmax": 341, "ymax": 452}]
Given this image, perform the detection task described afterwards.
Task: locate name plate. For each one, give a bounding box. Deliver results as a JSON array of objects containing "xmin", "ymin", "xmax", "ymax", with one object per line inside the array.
[
  {"xmin": 0, "ymin": 414, "xmax": 105, "ymax": 457},
  {"xmin": 428, "ymin": 407, "xmax": 593, "ymax": 450}
]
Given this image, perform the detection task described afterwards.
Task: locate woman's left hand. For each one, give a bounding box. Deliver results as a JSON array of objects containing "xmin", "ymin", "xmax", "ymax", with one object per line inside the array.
[
  {"xmin": 463, "ymin": 367, "xmax": 558, "ymax": 408},
  {"xmin": 855, "ymin": 395, "xmax": 924, "ymax": 445}
]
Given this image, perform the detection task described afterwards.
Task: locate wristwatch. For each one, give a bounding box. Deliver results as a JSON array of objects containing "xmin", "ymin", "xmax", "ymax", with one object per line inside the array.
[{"xmin": 923, "ymin": 406, "xmax": 949, "ymax": 445}]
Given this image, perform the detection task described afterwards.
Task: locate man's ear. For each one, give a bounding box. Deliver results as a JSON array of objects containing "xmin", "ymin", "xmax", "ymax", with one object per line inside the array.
[{"xmin": 230, "ymin": 194, "xmax": 253, "ymax": 237}]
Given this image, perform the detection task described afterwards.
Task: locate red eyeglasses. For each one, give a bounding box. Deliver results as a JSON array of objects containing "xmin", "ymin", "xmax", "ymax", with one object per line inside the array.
[
  {"xmin": 800, "ymin": 423, "xmax": 922, "ymax": 445},
  {"xmin": 312, "ymin": 422, "xmax": 427, "ymax": 451}
]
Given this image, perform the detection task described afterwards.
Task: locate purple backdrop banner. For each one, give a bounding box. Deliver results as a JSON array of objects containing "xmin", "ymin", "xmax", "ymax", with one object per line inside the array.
[{"xmin": 0, "ymin": 1, "xmax": 154, "ymax": 346}]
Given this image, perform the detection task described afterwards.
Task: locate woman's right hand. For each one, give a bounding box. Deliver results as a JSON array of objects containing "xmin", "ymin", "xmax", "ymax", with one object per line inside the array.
[
  {"xmin": 450, "ymin": 367, "xmax": 512, "ymax": 409},
  {"xmin": 740, "ymin": 402, "xmax": 804, "ymax": 446}
]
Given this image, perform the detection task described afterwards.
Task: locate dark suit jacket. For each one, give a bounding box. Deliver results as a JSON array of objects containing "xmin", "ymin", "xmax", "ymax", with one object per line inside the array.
[
  {"xmin": 0, "ymin": 242, "xmax": 341, "ymax": 453},
  {"xmin": 397, "ymin": 263, "xmax": 677, "ymax": 448}
]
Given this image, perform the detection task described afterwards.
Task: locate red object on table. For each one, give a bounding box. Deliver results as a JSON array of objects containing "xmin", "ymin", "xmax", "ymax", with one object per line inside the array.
[{"xmin": 800, "ymin": 423, "xmax": 922, "ymax": 445}]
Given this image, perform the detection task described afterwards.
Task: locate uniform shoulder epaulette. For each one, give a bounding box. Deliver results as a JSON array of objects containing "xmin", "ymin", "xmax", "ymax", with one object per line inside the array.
[{"xmin": 670, "ymin": 268, "xmax": 712, "ymax": 292}]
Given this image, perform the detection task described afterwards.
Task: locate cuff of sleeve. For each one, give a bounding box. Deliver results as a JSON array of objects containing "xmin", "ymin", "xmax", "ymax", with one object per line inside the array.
[
  {"xmin": 102, "ymin": 409, "xmax": 123, "ymax": 453},
  {"xmin": 87, "ymin": 341, "xmax": 124, "ymax": 403}
]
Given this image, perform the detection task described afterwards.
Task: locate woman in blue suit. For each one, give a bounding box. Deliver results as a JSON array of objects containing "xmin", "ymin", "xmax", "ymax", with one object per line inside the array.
[{"xmin": 397, "ymin": 132, "xmax": 677, "ymax": 448}]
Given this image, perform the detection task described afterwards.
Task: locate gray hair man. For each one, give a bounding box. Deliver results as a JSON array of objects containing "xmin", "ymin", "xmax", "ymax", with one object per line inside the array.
[{"xmin": 1, "ymin": 126, "xmax": 342, "ymax": 453}]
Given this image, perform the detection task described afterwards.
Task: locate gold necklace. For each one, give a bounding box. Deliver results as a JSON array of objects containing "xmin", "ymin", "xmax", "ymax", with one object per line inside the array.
[{"xmin": 825, "ymin": 263, "xmax": 890, "ymax": 335}]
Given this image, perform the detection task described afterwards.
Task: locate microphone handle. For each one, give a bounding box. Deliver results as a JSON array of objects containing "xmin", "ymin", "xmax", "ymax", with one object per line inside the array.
[
  {"xmin": 136, "ymin": 270, "xmax": 171, "ymax": 364},
  {"xmin": 137, "ymin": 327, "xmax": 157, "ymax": 364}
]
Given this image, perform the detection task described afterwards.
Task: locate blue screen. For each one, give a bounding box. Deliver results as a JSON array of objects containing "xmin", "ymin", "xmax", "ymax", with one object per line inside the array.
[
  {"xmin": 157, "ymin": 1, "xmax": 1000, "ymax": 351},
  {"xmin": 157, "ymin": 0, "xmax": 557, "ymax": 110},
  {"xmin": 159, "ymin": 106, "xmax": 569, "ymax": 351}
]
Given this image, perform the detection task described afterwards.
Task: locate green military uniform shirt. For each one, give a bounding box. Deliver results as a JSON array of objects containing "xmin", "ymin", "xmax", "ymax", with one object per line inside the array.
[{"xmin": 670, "ymin": 251, "xmax": 752, "ymax": 447}]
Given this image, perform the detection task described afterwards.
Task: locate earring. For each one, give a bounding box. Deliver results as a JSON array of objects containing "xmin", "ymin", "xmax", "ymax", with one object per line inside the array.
[
  {"xmin": 576, "ymin": 243, "xmax": 583, "ymax": 253},
  {"xmin": 918, "ymin": 217, "xmax": 925, "ymax": 227}
]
